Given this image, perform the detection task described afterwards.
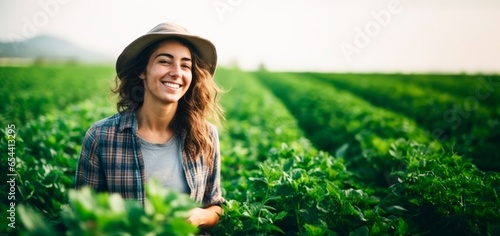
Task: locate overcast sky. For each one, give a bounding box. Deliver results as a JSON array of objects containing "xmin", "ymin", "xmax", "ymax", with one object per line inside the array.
[{"xmin": 1, "ymin": 0, "xmax": 499, "ymax": 73}]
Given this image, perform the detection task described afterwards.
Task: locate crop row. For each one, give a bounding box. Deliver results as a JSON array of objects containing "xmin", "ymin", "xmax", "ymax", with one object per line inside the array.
[
  {"xmin": 308, "ymin": 72, "xmax": 499, "ymax": 171},
  {"xmin": 0, "ymin": 65, "xmax": 115, "ymax": 126},
  {"xmin": 254, "ymin": 71, "xmax": 439, "ymax": 187},
  {"xmin": 213, "ymin": 69, "xmax": 402, "ymax": 235},
  {"xmin": 373, "ymin": 73, "xmax": 500, "ymax": 109},
  {"xmin": 216, "ymin": 68, "xmax": 313, "ymax": 181},
  {"xmin": 252, "ymin": 71, "xmax": 500, "ymax": 235}
]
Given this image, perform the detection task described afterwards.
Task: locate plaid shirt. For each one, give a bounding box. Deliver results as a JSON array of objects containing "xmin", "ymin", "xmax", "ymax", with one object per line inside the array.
[{"xmin": 75, "ymin": 111, "xmax": 225, "ymax": 207}]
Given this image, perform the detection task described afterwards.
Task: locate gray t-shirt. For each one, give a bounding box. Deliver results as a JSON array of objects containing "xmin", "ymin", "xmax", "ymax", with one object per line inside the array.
[{"xmin": 139, "ymin": 134, "xmax": 190, "ymax": 194}]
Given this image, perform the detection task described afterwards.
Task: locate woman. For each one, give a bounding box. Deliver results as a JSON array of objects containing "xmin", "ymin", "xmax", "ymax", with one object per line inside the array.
[{"xmin": 75, "ymin": 22, "xmax": 224, "ymax": 229}]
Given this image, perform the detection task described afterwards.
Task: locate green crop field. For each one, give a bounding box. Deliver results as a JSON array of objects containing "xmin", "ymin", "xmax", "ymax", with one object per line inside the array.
[{"xmin": 1, "ymin": 65, "xmax": 499, "ymax": 235}]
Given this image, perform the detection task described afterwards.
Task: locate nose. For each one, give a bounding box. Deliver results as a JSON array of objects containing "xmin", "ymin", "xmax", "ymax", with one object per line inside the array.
[{"xmin": 169, "ymin": 63, "xmax": 182, "ymax": 78}]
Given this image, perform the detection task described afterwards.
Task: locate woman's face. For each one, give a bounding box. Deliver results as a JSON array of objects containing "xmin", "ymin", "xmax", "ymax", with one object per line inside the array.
[{"xmin": 140, "ymin": 40, "xmax": 193, "ymax": 106}]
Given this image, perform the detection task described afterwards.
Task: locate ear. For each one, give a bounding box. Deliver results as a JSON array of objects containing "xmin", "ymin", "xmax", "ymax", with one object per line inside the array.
[{"xmin": 139, "ymin": 72, "xmax": 146, "ymax": 80}]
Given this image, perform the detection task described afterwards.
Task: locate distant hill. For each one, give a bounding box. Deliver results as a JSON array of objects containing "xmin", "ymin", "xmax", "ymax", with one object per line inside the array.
[{"xmin": 0, "ymin": 35, "xmax": 113, "ymax": 63}]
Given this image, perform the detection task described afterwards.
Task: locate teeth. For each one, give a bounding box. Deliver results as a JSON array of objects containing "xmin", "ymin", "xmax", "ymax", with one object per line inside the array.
[{"xmin": 163, "ymin": 82, "xmax": 180, "ymax": 89}]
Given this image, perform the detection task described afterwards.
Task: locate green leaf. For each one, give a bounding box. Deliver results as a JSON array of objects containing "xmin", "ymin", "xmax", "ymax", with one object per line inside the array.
[
  {"xmin": 283, "ymin": 158, "xmax": 294, "ymax": 171},
  {"xmin": 335, "ymin": 143, "xmax": 349, "ymax": 158},
  {"xmin": 304, "ymin": 223, "xmax": 326, "ymax": 236},
  {"xmin": 291, "ymin": 168, "xmax": 305, "ymax": 180},
  {"xmin": 17, "ymin": 205, "xmax": 57, "ymax": 235},
  {"xmin": 275, "ymin": 183, "xmax": 294, "ymax": 196},
  {"xmin": 266, "ymin": 224, "xmax": 286, "ymax": 234},
  {"xmin": 349, "ymin": 226, "xmax": 369, "ymax": 236},
  {"xmin": 274, "ymin": 211, "xmax": 288, "ymax": 221},
  {"xmin": 396, "ymin": 218, "xmax": 408, "ymax": 236},
  {"xmin": 108, "ymin": 194, "xmax": 125, "ymax": 213}
]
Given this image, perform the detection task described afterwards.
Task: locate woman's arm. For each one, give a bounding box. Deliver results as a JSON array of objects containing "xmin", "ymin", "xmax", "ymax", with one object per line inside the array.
[
  {"xmin": 187, "ymin": 205, "xmax": 223, "ymax": 229},
  {"xmin": 187, "ymin": 124, "xmax": 225, "ymax": 229}
]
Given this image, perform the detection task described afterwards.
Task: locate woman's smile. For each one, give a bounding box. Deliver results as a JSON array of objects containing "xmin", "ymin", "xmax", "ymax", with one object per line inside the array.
[{"xmin": 162, "ymin": 81, "xmax": 182, "ymax": 90}]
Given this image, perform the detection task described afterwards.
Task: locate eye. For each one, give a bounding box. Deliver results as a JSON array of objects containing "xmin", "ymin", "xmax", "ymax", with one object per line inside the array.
[
  {"xmin": 156, "ymin": 56, "xmax": 171, "ymax": 64},
  {"xmin": 182, "ymin": 64, "xmax": 192, "ymax": 69}
]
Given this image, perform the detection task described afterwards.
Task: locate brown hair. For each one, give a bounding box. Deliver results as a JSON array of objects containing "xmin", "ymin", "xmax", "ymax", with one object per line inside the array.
[{"xmin": 112, "ymin": 38, "xmax": 224, "ymax": 167}]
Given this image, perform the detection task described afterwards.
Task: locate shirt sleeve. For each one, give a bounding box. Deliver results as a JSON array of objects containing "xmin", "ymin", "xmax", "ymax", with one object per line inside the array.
[
  {"xmin": 75, "ymin": 125, "xmax": 107, "ymax": 191},
  {"xmin": 203, "ymin": 125, "xmax": 225, "ymax": 207}
]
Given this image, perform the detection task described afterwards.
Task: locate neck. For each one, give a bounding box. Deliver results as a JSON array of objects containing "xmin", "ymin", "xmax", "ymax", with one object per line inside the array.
[
  {"xmin": 136, "ymin": 99, "xmax": 178, "ymax": 143},
  {"xmin": 137, "ymin": 102, "xmax": 177, "ymax": 131}
]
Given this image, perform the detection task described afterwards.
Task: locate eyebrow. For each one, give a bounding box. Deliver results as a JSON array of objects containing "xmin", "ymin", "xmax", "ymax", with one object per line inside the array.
[{"xmin": 155, "ymin": 53, "xmax": 192, "ymax": 62}]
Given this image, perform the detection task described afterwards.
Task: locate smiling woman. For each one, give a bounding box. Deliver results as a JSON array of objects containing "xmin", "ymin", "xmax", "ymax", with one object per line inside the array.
[
  {"xmin": 139, "ymin": 40, "xmax": 194, "ymax": 111},
  {"xmin": 74, "ymin": 22, "xmax": 225, "ymax": 231}
]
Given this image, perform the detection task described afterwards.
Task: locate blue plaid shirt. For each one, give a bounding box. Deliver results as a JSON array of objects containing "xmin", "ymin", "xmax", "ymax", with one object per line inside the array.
[{"xmin": 75, "ymin": 111, "xmax": 225, "ymax": 207}]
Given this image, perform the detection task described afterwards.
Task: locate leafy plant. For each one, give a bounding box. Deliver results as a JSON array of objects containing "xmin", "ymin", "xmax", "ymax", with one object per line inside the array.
[
  {"xmin": 382, "ymin": 139, "xmax": 500, "ymax": 235},
  {"xmin": 311, "ymin": 72, "xmax": 500, "ymax": 172},
  {"xmin": 18, "ymin": 179, "xmax": 199, "ymax": 236},
  {"xmin": 213, "ymin": 146, "xmax": 400, "ymax": 236}
]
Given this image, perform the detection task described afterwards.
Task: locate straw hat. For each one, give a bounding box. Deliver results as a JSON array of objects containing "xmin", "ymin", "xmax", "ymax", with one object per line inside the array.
[{"xmin": 116, "ymin": 22, "xmax": 217, "ymax": 76}]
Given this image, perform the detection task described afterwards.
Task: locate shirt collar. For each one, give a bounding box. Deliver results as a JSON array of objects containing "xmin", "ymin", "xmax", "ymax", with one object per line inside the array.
[{"xmin": 118, "ymin": 111, "xmax": 138, "ymax": 133}]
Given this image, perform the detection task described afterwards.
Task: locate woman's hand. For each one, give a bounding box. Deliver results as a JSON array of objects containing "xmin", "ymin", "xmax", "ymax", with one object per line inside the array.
[{"xmin": 187, "ymin": 205, "xmax": 223, "ymax": 229}]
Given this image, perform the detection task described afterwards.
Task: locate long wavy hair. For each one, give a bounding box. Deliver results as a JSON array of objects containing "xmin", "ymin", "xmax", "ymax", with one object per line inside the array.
[{"xmin": 112, "ymin": 38, "xmax": 224, "ymax": 168}]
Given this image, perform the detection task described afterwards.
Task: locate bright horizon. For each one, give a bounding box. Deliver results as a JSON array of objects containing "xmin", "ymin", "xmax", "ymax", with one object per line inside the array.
[{"xmin": 1, "ymin": 0, "xmax": 500, "ymax": 73}]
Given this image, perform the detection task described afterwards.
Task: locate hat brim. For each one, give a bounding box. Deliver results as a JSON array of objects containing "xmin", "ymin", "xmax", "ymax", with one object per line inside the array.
[{"xmin": 116, "ymin": 33, "xmax": 217, "ymax": 76}]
